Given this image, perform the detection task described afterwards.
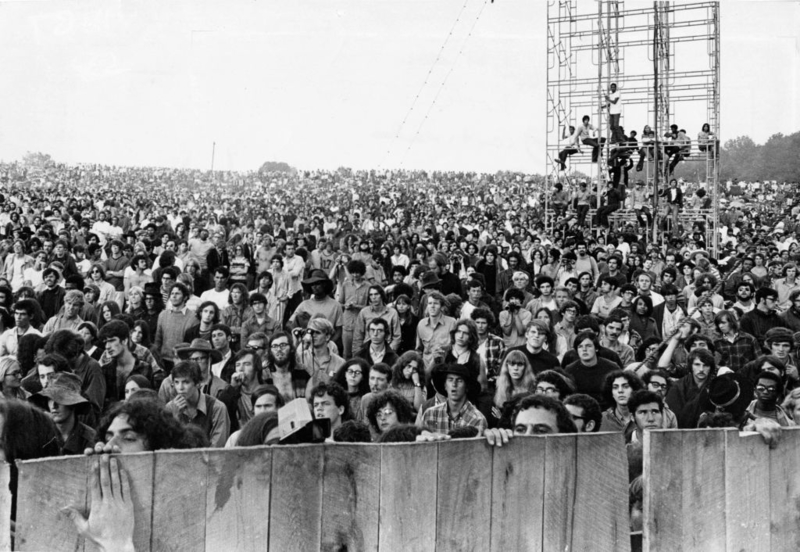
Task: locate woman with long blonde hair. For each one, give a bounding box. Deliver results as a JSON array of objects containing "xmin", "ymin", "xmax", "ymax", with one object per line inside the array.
[{"xmin": 492, "ymin": 350, "xmax": 537, "ymax": 419}]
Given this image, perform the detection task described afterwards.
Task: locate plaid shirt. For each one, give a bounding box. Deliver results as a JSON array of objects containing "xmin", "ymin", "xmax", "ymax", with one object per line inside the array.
[
  {"xmin": 714, "ymin": 332, "xmax": 761, "ymax": 373},
  {"xmin": 478, "ymin": 333, "xmax": 506, "ymax": 386},
  {"xmin": 420, "ymin": 400, "xmax": 487, "ymax": 434}
]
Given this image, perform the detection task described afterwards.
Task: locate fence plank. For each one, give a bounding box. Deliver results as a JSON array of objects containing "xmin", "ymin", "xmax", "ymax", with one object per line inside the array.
[
  {"xmin": 725, "ymin": 429, "xmax": 770, "ymax": 552},
  {"xmin": 15, "ymin": 455, "xmax": 89, "ymax": 552},
  {"xmin": 379, "ymin": 442, "xmax": 437, "ymax": 552},
  {"xmin": 680, "ymin": 430, "xmax": 726, "ymax": 551},
  {"xmin": 83, "ymin": 453, "xmax": 154, "ymax": 552},
  {"xmin": 150, "ymin": 450, "xmax": 207, "ymax": 552},
  {"xmin": 770, "ymin": 427, "xmax": 800, "ymax": 552},
  {"xmin": 572, "ymin": 432, "xmax": 630, "ymax": 552},
  {"xmin": 489, "ymin": 436, "xmax": 545, "ymax": 552},
  {"xmin": 269, "ymin": 444, "xmax": 323, "ymax": 552},
  {"xmin": 0, "ymin": 463, "xmax": 10, "ymax": 552},
  {"xmin": 644, "ymin": 430, "xmax": 683, "ymax": 552},
  {"xmin": 542, "ymin": 434, "xmax": 577, "ymax": 552},
  {"xmin": 205, "ymin": 447, "xmax": 272, "ymax": 552},
  {"xmin": 436, "ymin": 438, "xmax": 493, "ymax": 552},
  {"xmin": 320, "ymin": 444, "xmax": 380, "ymax": 552}
]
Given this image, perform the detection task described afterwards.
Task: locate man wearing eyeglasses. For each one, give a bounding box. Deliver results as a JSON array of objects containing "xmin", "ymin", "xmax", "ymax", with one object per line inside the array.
[
  {"xmin": 245, "ymin": 331, "xmax": 270, "ymax": 367},
  {"xmin": 740, "ymin": 287, "xmax": 789, "ymax": 347},
  {"xmin": 747, "ymin": 371, "xmax": 795, "ymax": 427},
  {"xmin": 563, "ymin": 394, "xmax": 601, "ymax": 433}
]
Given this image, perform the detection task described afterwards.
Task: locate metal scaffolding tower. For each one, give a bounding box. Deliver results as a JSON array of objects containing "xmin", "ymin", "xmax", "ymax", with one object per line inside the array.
[{"xmin": 545, "ymin": 1, "xmax": 721, "ymax": 252}]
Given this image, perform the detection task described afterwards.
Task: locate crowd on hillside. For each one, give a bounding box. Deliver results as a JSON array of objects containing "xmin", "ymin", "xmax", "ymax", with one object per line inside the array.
[{"xmin": 0, "ymin": 160, "xmax": 798, "ymax": 546}]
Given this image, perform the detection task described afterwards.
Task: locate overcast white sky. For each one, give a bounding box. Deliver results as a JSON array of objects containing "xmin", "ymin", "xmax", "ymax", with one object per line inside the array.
[{"xmin": 0, "ymin": 0, "xmax": 796, "ymax": 173}]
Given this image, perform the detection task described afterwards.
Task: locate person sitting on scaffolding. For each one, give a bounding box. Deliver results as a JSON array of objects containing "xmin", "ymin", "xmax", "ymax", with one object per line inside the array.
[
  {"xmin": 576, "ymin": 115, "xmax": 604, "ymax": 163},
  {"xmin": 636, "ymin": 125, "xmax": 657, "ymax": 172},
  {"xmin": 596, "ymin": 182, "xmax": 623, "ymax": 230},
  {"xmin": 557, "ymin": 125, "xmax": 580, "ymax": 171},
  {"xmin": 697, "ymin": 123, "xmax": 719, "ymax": 158},
  {"xmin": 551, "ymin": 182, "xmax": 570, "ymax": 218},
  {"xmin": 610, "ymin": 128, "xmax": 636, "ymax": 188}
]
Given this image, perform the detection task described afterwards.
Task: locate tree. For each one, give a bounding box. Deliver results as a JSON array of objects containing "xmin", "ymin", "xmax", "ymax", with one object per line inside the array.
[
  {"xmin": 258, "ymin": 161, "xmax": 295, "ymax": 175},
  {"xmin": 21, "ymin": 151, "xmax": 54, "ymax": 170}
]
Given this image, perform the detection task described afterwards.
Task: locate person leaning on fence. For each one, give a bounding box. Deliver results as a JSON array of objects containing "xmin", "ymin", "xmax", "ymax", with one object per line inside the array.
[{"xmin": 483, "ymin": 394, "xmax": 577, "ymax": 446}]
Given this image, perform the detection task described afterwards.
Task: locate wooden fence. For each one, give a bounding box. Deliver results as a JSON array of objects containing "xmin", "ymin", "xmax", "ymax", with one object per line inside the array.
[
  {"xmin": 10, "ymin": 428, "xmax": 798, "ymax": 551},
  {"xmin": 644, "ymin": 427, "xmax": 800, "ymax": 552},
  {"xmin": 13, "ymin": 432, "xmax": 630, "ymax": 552}
]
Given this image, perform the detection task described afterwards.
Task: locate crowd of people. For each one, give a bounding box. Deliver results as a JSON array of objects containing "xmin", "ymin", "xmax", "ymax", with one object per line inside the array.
[{"xmin": 0, "ymin": 158, "xmax": 796, "ymax": 544}]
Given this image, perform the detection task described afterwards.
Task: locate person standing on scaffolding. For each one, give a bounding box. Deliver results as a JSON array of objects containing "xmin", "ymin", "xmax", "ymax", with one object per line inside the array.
[{"xmin": 604, "ymin": 83, "xmax": 623, "ymax": 143}]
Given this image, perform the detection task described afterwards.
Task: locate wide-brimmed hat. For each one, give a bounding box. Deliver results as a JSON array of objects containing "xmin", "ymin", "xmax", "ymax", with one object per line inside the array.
[
  {"xmin": 143, "ymin": 282, "xmax": 162, "ymax": 297},
  {"xmin": 431, "ymin": 363, "xmax": 481, "ymax": 397},
  {"xmin": 702, "ymin": 371, "xmax": 753, "ymax": 419},
  {"xmin": 30, "ymin": 372, "xmax": 90, "ymax": 414},
  {"xmin": 419, "ymin": 271, "xmax": 442, "ymax": 289},
  {"xmin": 302, "ymin": 269, "xmax": 333, "ymax": 295},
  {"xmin": 175, "ymin": 338, "xmax": 223, "ymax": 363}
]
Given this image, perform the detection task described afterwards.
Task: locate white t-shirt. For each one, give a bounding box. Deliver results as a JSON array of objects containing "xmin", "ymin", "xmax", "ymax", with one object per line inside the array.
[{"xmin": 608, "ymin": 91, "xmax": 622, "ymax": 114}]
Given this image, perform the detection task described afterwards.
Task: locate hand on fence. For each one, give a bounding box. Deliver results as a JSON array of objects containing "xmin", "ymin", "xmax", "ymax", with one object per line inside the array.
[
  {"xmin": 61, "ymin": 455, "xmax": 136, "ymax": 552},
  {"xmin": 484, "ymin": 428, "xmax": 514, "ymax": 447},
  {"xmin": 84, "ymin": 441, "xmax": 122, "ymax": 456},
  {"xmin": 416, "ymin": 430, "xmax": 451, "ymax": 443},
  {"xmin": 743, "ymin": 417, "xmax": 782, "ymax": 450}
]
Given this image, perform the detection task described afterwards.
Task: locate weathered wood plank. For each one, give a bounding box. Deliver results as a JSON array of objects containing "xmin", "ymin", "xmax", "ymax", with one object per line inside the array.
[
  {"xmin": 15, "ymin": 455, "xmax": 89, "ymax": 552},
  {"xmin": 0, "ymin": 463, "xmax": 10, "ymax": 552},
  {"xmin": 205, "ymin": 447, "xmax": 272, "ymax": 552},
  {"xmin": 572, "ymin": 432, "xmax": 630, "ymax": 552},
  {"xmin": 83, "ymin": 453, "xmax": 154, "ymax": 552},
  {"xmin": 680, "ymin": 429, "xmax": 726, "ymax": 551},
  {"xmin": 489, "ymin": 436, "xmax": 545, "ymax": 552},
  {"xmin": 378, "ymin": 442, "xmax": 437, "ymax": 552},
  {"xmin": 770, "ymin": 427, "xmax": 800, "ymax": 552},
  {"xmin": 644, "ymin": 430, "xmax": 684, "ymax": 552},
  {"xmin": 268, "ymin": 444, "xmax": 323, "ymax": 552},
  {"xmin": 542, "ymin": 434, "xmax": 577, "ymax": 552},
  {"xmin": 150, "ymin": 450, "xmax": 207, "ymax": 552},
  {"xmin": 725, "ymin": 429, "xmax": 770, "ymax": 552},
  {"xmin": 320, "ymin": 444, "xmax": 380, "ymax": 552},
  {"xmin": 436, "ymin": 438, "xmax": 493, "ymax": 552}
]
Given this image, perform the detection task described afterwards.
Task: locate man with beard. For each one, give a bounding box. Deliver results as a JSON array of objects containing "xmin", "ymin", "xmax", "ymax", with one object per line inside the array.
[
  {"xmin": 600, "ymin": 315, "xmax": 635, "ymax": 367},
  {"xmin": 265, "ymin": 331, "xmax": 311, "ymax": 402},
  {"xmin": 731, "ymin": 281, "xmax": 756, "ymax": 315}
]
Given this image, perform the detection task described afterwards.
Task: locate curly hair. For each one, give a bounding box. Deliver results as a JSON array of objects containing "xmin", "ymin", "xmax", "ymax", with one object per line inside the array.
[
  {"xmin": 602, "ymin": 370, "xmax": 645, "ymax": 407},
  {"xmin": 390, "ymin": 351, "xmax": 424, "ymax": 386},
  {"xmin": 96, "ymin": 398, "xmax": 193, "ymax": 451},
  {"xmin": 365, "ymin": 390, "xmax": 416, "ymax": 434},
  {"xmin": 333, "ymin": 358, "xmax": 371, "ymax": 396}
]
